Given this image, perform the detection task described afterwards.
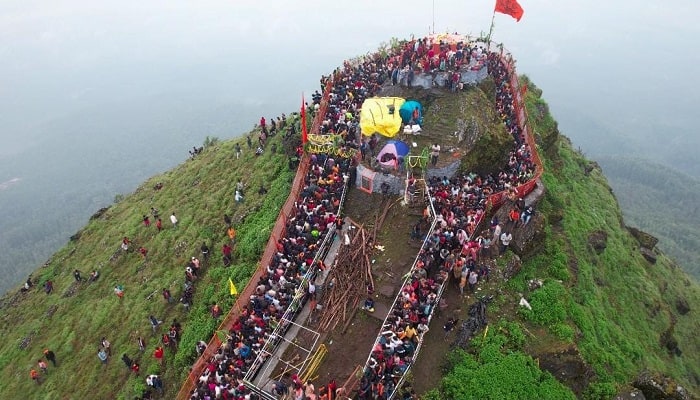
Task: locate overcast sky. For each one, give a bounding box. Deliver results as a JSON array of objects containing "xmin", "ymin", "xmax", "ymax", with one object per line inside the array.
[{"xmin": 2, "ymin": 0, "xmax": 698, "ymax": 153}]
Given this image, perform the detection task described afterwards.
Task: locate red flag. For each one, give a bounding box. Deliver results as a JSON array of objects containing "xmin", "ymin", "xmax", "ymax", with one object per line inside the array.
[
  {"xmin": 301, "ymin": 93, "xmax": 308, "ymax": 144},
  {"xmin": 495, "ymin": 0, "xmax": 524, "ymax": 22}
]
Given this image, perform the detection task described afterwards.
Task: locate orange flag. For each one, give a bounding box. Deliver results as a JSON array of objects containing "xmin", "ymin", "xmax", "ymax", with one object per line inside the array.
[
  {"xmin": 495, "ymin": 0, "xmax": 524, "ymax": 22},
  {"xmin": 301, "ymin": 93, "xmax": 308, "ymax": 144}
]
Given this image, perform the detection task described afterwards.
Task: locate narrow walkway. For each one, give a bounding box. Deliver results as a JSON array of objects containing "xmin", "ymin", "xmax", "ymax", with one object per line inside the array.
[{"xmin": 252, "ymin": 224, "xmax": 348, "ymax": 392}]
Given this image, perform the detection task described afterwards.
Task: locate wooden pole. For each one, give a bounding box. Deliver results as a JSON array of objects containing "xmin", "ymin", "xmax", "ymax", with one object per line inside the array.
[{"xmin": 487, "ymin": 11, "xmax": 496, "ymax": 50}]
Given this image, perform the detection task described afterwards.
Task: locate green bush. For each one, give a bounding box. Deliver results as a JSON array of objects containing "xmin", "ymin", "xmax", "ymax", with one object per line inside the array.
[
  {"xmin": 132, "ymin": 379, "xmax": 147, "ymax": 399},
  {"xmin": 438, "ymin": 333, "xmax": 575, "ymax": 400},
  {"xmin": 584, "ymin": 382, "xmax": 617, "ymax": 400},
  {"xmin": 421, "ymin": 389, "xmax": 442, "ymax": 400},
  {"xmin": 442, "ymin": 348, "xmax": 472, "ymax": 372},
  {"xmin": 521, "ymin": 281, "xmax": 568, "ymax": 325},
  {"xmin": 548, "ymin": 251, "xmax": 570, "ymax": 282},
  {"xmin": 500, "ymin": 320, "xmax": 527, "ymax": 350},
  {"xmin": 551, "ymin": 322, "xmax": 575, "ymax": 342}
]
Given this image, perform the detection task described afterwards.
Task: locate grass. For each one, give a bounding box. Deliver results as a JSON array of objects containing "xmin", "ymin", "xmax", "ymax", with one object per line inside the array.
[
  {"xmin": 423, "ymin": 323, "xmax": 576, "ymax": 400},
  {"xmin": 421, "ymin": 79, "xmax": 700, "ymax": 399},
  {"xmin": 0, "ymin": 124, "xmax": 297, "ymax": 399},
  {"xmin": 517, "ymin": 86, "xmax": 700, "ymax": 396}
]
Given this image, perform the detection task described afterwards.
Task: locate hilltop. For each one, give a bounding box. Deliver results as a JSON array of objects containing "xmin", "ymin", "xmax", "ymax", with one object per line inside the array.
[{"xmin": 0, "ymin": 36, "xmax": 698, "ymax": 400}]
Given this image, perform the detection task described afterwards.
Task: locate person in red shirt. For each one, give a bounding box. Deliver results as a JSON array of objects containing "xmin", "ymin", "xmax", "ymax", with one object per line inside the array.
[
  {"xmin": 162, "ymin": 333, "xmax": 173, "ymax": 350},
  {"xmin": 162, "ymin": 288, "xmax": 172, "ymax": 303},
  {"xmin": 30, "ymin": 369, "xmax": 40, "ymax": 384},
  {"xmin": 155, "ymin": 218, "xmax": 162, "ymax": 231},
  {"xmin": 153, "ymin": 346, "xmax": 164, "ymax": 365},
  {"xmin": 508, "ymin": 207, "xmax": 520, "ymax": 230},
  {"xmin": 222, "ymin": 243, "xmax": 232, "ymax": 266},
  {"xmin": 121, "ymin": 236, "xmax": 130, "ymax": 252}
]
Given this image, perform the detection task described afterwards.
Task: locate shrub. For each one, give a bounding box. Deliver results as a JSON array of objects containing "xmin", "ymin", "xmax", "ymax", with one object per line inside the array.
[
  {"xmin": 203, "ymin": 136, "xmax": 220, "ymax": 148},
  {"xmin": 500, "ymin": 320, "xmax": 527, "ymax": 349},
  {"xmin": 440, "ymin": 342, "xmax": 575, "ymax": 400},
  {"xmin": 521, "ymin": 281, "xmax": 568, "ymax": 325},
  {"xmin": 551, "ymin": 322, "xmax": 575, "ymax": 342},
  {"xmin": 584, "ymin": 382, "xmax": 617, "ymax": 400}
]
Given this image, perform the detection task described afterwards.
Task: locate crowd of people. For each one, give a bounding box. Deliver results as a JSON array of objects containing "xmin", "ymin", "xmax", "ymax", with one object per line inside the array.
[
  {"xmin": 179, "ymin": 33, "xmax": 535, "ymax": 399},
  {"xmin": 183, "ymin": 33, "xmax": 538, "ymax": 400},
  {"xmin": 388, "ymin": 36, "xmax": 489, "ymax": 90},
  {"xmin": 355, "ymin": 40, "xmax": 539, "ymax": 399},
  {"xmin": 187, "ymin": 151, "xmax": 351, "ymax": 399},
  {"xmin": 23, "ymin": 33, "xmax": 539, "ymax": 399},
  {"xmin": 307, "ymin": 36, "xmax": 495, "ymax": 163},
  {"xmin": 185, "ymin": 34, "xmax": 407, "ymax": 397}
]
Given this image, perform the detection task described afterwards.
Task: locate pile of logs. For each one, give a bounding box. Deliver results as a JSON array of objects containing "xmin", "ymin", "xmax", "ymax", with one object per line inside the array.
[{"xmin": 315, "ymin": 199, "xmax": 395, "ymax": 332}]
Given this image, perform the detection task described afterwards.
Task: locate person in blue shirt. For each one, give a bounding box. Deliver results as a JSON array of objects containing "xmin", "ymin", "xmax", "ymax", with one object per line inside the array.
[{"xmin": 363, "ymin": 297, "xmax": 375, "ymax": 313}]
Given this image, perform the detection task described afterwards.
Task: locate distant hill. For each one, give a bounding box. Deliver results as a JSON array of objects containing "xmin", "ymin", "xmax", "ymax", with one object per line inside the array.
[{"xmin": 597, "ymin": 155, "xmax": 700, "ymax": 278}]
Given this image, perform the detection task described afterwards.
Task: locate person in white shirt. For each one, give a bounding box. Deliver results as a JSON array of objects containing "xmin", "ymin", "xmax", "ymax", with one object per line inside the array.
[
  {"xmin": 430, "ymin": 143, "xmax": 441, "ymax": 166},
  {"xmin": 500, "ymin": 231, "xmax": 513, "ymax": 255}
]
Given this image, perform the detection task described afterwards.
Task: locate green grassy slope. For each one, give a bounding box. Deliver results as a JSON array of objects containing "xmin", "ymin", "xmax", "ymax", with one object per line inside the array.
[
  {"xmin": 0, "ymin": 125, "xmax": 297, "ymax": 399},
  {"xmin": 422, "ymin": 83, "xmax": 700, "ymax": 399},
  {"xmin": 529, "ymin": 91, "xmax": 700, "ymax": 396}
]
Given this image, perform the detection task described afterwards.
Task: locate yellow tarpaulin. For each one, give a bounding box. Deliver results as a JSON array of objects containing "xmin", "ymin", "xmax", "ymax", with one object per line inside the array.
[{"xmin": 360, "ymin": 97, "xmax": 406, "ymax": 137}]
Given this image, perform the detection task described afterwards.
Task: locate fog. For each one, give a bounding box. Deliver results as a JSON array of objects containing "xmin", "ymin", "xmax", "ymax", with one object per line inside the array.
[{"xmin": 1, "ymin": 0, "xmax": 698, "ymax": 293}]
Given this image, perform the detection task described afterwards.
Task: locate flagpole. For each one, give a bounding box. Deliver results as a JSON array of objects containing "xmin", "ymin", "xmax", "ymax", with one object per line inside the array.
[{"xmin": 487, "ymin": 10, "xmax": 496, "ymax": 50}]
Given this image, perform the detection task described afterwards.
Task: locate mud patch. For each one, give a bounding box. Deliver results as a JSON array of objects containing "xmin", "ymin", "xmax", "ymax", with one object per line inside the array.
[{"xmin": 537, "ymin": 346, "xmax": 595, "ymax": 397}]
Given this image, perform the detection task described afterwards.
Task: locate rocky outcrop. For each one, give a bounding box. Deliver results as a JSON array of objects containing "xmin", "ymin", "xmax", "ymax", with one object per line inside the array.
[
  {"xmin": 627, "ymin": 226, "xmax": 659, "ymax": 250},
  {"xmin": 503, "ymin": 253, "xmax": 522, "ymax": 281},
  {"xmin": 90, "ymin": 206, "xmax": 110, "ymax": 221},
  {"xmin": 538, "ymin": 346, "xmax": 595, "ymax": 397},
  {"xmin": 640, "ymin": 247, "xmax": 658, "ymax": 264},
  {"xmin": 69, "ymin": 231, "xmax": 82, "ymax": 242},
  {"xmin": 511, "ymin": 213, "xmax": 546, "ymax": 257},
  {"xmin": 675, "ymin": 298, "xmax": 691, "ymax": 316},
  {"xmin": 634, "ymin": 371, "xmax": 691, "ymax": 400},
  {"xmin": 660, "ymin": 316, "xmax": 682, "ymax": 357},
  {"xmin": 588, "ymin": 230, "xmax": 608, "ymax": 254},
  {"xmin": 486, "ymin": 195, "xmax": 546, "ymax": 258}
]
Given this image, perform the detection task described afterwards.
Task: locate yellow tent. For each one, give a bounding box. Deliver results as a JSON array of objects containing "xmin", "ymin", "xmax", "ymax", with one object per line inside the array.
[{"xmin": 360, "ymin": 97, "xmax": 406, "ymax": 137}]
